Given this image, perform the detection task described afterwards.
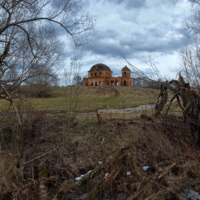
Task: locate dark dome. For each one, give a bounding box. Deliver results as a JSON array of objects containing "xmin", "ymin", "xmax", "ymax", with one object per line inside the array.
[
  {"xmin": 89, "ymin": 63, "xmax": 111, "ymax": 72},
  {"xmin": 122, "ymin": 66, "xmax": 130, "ymax": 71}
]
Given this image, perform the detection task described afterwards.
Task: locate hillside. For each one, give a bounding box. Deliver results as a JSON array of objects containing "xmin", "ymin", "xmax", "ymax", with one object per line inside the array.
[{"xmin": 0, "ymin": 86, "xmax": 161, "ymax": 112}]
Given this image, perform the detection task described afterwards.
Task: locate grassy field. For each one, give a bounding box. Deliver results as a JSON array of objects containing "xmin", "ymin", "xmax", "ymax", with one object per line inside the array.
[{"xmin": 0, "ymin": 86, "xmax": 162, "ymax": 112}]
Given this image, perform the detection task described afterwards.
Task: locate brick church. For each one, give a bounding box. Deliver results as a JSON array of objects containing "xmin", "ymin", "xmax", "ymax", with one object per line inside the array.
[{"xmin": 83, "ymin": 63, "xmax": 132, "ymax": 87}]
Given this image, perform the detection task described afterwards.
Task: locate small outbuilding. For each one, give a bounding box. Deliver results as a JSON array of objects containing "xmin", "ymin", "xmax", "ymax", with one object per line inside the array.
[{"xmin": 83, "ymin": 63, "xmax": 132, "ymax": 87}]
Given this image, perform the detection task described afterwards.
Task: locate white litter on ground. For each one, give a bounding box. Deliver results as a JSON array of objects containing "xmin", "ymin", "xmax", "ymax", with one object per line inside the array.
[
  {"xmin": 142, "ymin": 166, "xmax": 149, "ymax": 171},
  {"xmin": 103, "ymin": 173, "xmax": 109, "ymax": 180},
  {"xmin": 75, "ymin": 176, "xmax": 83, "ymax": 181},
  {"xmin": 75, "ymin": 170, "xmax": 92, "ymax": 181},
  {"xmin": 127, "ymin": 171, "xmax": 131, "ymax": 176},
  {"xmin": 98, "ymin": 161, "xmax": 102, "ymax": 164},
  {"xmin": 86, "ymin": 170, "xmax": 92, "ymax": 175}
]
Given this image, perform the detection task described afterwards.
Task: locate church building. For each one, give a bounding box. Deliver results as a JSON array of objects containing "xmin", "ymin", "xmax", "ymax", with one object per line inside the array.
[{"xmin": 83, "ymin": 63, "xmax": 132, "ymax": 87}]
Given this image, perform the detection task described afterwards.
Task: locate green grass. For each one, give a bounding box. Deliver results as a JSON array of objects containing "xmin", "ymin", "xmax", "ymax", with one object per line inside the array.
[{"xmin": 0, "ymin": 86, "xmax": 161, "ymax": 112}]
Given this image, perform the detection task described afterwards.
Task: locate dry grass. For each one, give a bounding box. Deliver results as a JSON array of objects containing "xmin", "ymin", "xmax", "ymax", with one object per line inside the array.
[
  {"xmin": 0, "ymin": 111, "xmax": 200, "ymax": 200},
  {"xmin": 0, "ymin": 86, "xmax": 198, "ymax": 199}
]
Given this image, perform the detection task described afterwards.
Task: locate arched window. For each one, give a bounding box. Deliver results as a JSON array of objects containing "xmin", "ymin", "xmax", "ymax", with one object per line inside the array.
[
  {"xmin": 95, "ymin": 73, "xmax": 97, "ymax": 76},
  {"xmin": 123, "ymin": 80, "xmax": 126, "ymax": 86},
  {"xmin": 91, "ymin": 73, "xmax": 93, "ymax": 77},
  {"xmin": 91, "ymin": 82, "xmax": 93, "ymax": 86},
  {"xmin": 124, "ymin": 72, "xmax": 126, "ymax": 75}
]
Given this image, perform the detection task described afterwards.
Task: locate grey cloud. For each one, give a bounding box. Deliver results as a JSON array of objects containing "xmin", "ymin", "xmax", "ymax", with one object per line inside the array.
[
  {"xmin": 101, "ymin": 0, "xmax": 147, "ymax": 9},
  {"xmin": 154, "ymin": 0, "xmax": 181, "ymax": 7},
  {"xmin": 99, "ymin": 29, "xmax": 120, "ymax": 39},
  {"xmin": 59, "ymin": 0, "xmax": 189, "ymax": 76},
  {"xmin": 164, "ymin": 0, "xmax": 180, "ymax": 5},
  {"xmin": 101, "ymin": 0, "xmax": 180, "ymax": 10},
  {"xmin": 84, "ymin": 43, "xmax": 121, "ymax": 57},
  {"xmin": 121, "ymin": 30, "xmax": 187, "ymax": 54},
  {"xmin": 116, "ymin": 0, "xmax": 147, "ymax": 9},
  {"xmin": 81, "ymin": 23, "xmax": 188, "ymax": 62}
]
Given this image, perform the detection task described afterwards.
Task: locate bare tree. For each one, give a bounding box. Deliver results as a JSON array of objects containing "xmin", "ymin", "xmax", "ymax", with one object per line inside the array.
[
  {"xmin": 0, "ymin": 0, "xmax": 94, "ymax": 122},
  {"xmin": 177, "ymin": 0, "xmax": 200, "ymax": 88},
  {"xmin": 73, "ymin": 75, "xmax": 82, "ymax": 86},
  {"xmin": 121, "ymin": 52, "xmax": 165, "ymax": 89},
  {"xmin": 24, "ymin": 64, "xmax": 59, "ymax": 97},
  {"xmin": 179, "ymin": 37, "xmax": 200, "ymax": 88},
  {"xmin": 25, "ymin": 65, "xmax": 58, "ymax": 87},
  {"xmin": 185, "ymin": 0, "xmax": 200, "ymax": 35}
]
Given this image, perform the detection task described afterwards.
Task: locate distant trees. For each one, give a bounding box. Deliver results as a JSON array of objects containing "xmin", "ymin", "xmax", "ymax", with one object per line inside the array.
[
  {"xmin": 73, "ymin": 75, "xmax": 83, "ymax": 86},
  {"xmin": 132, "ymin": 77, "xmax": 161, "ymax": 89},
  {"xmin": 0, "ymin": 0, "xmax": 94, "ymax": 97},
  {"xmin": 24, "ymin": 65, "xmax": 59, "ymax": 97},
  {"xmin": 25, "ymin": 65, "xmax": 58, "ymax": 88},
  {"xmin": 185, "ymin": 0, "xmax": 200, "ymax": 35},
  {"xmin": 180, "ymin": 0, "xmax": 200, "ymax": 87}
]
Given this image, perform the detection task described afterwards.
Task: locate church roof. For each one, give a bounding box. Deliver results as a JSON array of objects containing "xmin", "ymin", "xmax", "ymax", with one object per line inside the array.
[
  {"xmin": 122, "ymin": 66, "xmax": 130, "ymax": 71},
  {"xmin": 89, "ymin": 63, "xmax": 111, "ymax": 72}
]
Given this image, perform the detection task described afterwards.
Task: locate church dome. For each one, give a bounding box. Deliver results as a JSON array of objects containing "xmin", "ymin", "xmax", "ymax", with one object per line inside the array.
[
  {"xmin": 89, "ymin": 63, "xmax": 111, "ymax": 72},
  {"xmin": 122, "ymin": 66, "xmax": 130, "ymax": 71}
]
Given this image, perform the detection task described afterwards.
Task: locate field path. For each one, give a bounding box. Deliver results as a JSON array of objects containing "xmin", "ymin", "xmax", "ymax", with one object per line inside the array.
[{"xmin": 97, "ymin": 104, "xmax": 155, "ymax": 114}]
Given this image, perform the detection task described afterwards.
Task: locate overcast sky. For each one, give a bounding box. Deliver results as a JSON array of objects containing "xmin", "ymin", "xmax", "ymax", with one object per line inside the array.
[{"xmin": 62, "ymin": 0, "xmax": 191, "ymax": 81}]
